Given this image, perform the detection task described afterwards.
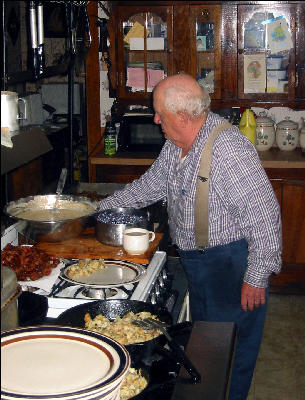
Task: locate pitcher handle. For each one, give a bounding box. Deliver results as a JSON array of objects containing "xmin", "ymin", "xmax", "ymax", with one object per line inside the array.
[{"xmin": 17, "ymin": 98, "xmax": 27, "ymax": 120}]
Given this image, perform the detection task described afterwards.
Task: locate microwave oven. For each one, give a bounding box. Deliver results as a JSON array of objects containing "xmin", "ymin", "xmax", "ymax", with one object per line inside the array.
[{"xmin": 118, "ymin": 111, "xmax": 165, "ymax": 153}]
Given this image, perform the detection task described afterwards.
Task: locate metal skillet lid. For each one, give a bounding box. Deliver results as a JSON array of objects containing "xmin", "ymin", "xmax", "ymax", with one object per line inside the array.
[
  {"xmin": 276, "ymin": 116, "xmax": 298, "ymax": 130},
  {"xmin": 256, "ymin": 111, "xmax": 274, "ymax": 127}
]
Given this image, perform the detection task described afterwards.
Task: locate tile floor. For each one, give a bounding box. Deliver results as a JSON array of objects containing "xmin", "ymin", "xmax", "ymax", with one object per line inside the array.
[{"xmin": 247, "ymin": 294, "xmax": 305, "ymax": 400}]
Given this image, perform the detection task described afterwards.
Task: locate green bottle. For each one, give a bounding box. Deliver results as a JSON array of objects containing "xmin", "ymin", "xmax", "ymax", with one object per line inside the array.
[
  {"xmin": 239, "ymin": 109, "xmax": 257, "ymax": 145},
  {"xmin": 104, "ymin": 121, "xmax": 117, "ymax": 156}
]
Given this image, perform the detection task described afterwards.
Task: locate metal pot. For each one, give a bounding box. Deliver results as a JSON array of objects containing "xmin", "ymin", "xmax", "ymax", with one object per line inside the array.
[
  {"xmin": 56, "ymin": 299, "xmax": 173, "ymax": 364},
  {"xmin": 3, "ymin": 194, "xmax": 98, "ymax": 243},
  {"xmin": 95, "ymin": 207, "xmax": 151, "ymax": 247}
]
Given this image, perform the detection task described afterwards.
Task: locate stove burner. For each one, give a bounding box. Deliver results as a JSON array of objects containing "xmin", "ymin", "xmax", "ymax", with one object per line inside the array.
[{"xmin": 81, "ymin": 287, "xmax": 119, "ymax": 299}]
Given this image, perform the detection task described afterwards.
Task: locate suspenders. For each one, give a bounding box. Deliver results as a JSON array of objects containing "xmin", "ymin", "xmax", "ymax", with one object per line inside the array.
[{"xmin": 195, "ymin": 122, "xmax": 233, "ymax": 248}]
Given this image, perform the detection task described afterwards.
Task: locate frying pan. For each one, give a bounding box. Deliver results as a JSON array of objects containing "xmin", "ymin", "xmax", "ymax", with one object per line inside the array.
[{"xmin": 56, "ymin": 299, "xmax": 172, "ymax": 364}]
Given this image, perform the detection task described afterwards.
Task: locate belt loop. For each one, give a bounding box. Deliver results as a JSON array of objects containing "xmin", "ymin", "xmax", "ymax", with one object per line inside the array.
[{"xmin": 197, "ymin": 246, "xmax": 205, "ymax": 254}]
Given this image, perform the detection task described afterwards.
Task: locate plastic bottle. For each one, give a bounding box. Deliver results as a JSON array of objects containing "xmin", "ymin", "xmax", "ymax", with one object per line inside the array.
[
  {"xmin": 104, "ymin": 121, "xmax": 117, "ymax": 156},
  {"xmin": 239, "ymin": 108, "xmax": 257, "ymax": 145}
]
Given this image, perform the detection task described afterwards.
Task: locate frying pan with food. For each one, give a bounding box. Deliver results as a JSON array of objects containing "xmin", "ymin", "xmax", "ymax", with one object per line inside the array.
[{"xmin": 56, "ymin": 299, "xmax": 173, "ymax": 364}]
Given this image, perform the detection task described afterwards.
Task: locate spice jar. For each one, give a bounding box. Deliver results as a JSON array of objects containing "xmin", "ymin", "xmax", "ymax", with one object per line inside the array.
[
  {"xmin": 255, "ymin": 111, "xmax": 275, "ymax": 151},
  {"xmin": 276, "ymin": 117, "xmax": 299, "ymax": 151}
]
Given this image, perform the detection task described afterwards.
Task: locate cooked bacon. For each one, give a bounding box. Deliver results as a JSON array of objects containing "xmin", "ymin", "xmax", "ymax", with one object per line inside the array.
[{"xmin": 1, "ymin": 243, "xmax": 60, "ymax": 281}]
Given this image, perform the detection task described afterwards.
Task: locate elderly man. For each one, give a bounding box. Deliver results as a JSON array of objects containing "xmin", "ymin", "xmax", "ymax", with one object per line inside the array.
[{"xmin": 98, "ymin": 73, "xmax": 282, "ymax": 399}]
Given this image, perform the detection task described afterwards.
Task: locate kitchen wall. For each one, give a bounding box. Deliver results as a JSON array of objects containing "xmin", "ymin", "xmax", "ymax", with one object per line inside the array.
[{"xmin": 4, "ymin": 1, "xmax": 85, "ymax": 93}]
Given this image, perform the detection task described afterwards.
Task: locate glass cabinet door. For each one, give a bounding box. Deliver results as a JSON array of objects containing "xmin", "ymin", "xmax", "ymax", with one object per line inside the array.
[
  {"xmin": 189, "ymin": 6, "xmax": 222, "ymax": 99},
  {"xmin": 117, "ymin": 6, "xmax": 173, "ymax": 99},
  {"xmin": 238, "ymin": 4, "xmax": 296, "ymax": 100}
]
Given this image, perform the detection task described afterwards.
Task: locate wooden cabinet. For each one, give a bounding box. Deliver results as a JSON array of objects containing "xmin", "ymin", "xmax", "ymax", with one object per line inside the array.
[
  {"xmin": 104, "ymin": 1, "xmax": 305, "ymax": 114},
  {"xmin": 268, "ymin": 168, "xmax": 305, "ymax": 294},
  {"xmin": 116, "ymin": 5, "xmax": 174, "ymax": 102},
  {"xmin": 237, "ymin": 4, "xmax": 301, "ymax": 101}
]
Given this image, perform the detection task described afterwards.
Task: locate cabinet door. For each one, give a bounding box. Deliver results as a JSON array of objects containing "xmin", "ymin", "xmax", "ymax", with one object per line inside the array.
[
  {"xmin": 281, "ymin": 180, "xmax": 305, "ymax": 265},
  {"xmin": 189, "ymin": 5, "xmax": 222, "ymax": 99},
  {"xmin": 116, "ymin": 6, "xmax": 173, "ymax": 100},
  {"xmin": 237, "ymin": 4, "xmax": 299, "ymax": 100}
]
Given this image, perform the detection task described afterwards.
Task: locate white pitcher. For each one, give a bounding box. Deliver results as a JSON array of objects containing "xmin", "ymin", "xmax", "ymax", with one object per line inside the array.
[{"xmin": 1, "ymin": 91, "xmax": 27, "ymax": 132}]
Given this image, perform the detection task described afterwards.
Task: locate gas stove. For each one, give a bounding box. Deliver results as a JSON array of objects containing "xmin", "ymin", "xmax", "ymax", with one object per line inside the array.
[{"xmin": 46, "ymin": 251, "xmax": 176, "ymax": 318}]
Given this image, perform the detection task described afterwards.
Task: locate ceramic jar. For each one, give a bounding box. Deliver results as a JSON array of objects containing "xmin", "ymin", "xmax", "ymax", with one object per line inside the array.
[
  {"xmin": 255, "ymin": 111, "xmax": 275, "ymax": 151},
  {"xmin": 276, "ymin": 116, "xmax": 299, "ymax": 151},
  {"xmin": 300, "ymin": 127, "xmax": 305, "ymax": 152}
]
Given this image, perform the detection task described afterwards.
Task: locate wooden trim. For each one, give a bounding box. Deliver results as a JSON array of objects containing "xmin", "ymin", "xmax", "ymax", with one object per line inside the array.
[{"xmin": 86, "ymin": 1, "xmax": 101, "ymax": 159}]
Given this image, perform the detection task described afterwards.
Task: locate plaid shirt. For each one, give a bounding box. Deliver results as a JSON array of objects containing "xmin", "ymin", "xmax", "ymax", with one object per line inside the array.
[{"xmin": 98, "ymin": 112, "xmax": 282, "ymax": 288}]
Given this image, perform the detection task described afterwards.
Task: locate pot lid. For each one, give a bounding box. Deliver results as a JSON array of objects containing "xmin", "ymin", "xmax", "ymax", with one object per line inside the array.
[
  {"xmin": 256, "ymin": 111, "xmax": 274, "ymax": 127},
  {"xmin": 276, "ymin": 116, "xmax": 298, "ymax": 130}
]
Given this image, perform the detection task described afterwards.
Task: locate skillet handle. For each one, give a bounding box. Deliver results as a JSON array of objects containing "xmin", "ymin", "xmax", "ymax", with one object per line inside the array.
[{"xmin": 166, "ymin": 337, "xmax": 201, "ymax": 384}]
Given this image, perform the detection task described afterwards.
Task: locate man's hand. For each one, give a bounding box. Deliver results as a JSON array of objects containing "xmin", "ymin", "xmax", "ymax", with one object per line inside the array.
[{"xmin": 241, "ymin": 282, "xmax": 266, "ymax": 312}]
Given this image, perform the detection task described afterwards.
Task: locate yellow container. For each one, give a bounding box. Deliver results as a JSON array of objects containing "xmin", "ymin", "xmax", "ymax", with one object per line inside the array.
[{"xmin": 239, "ymin": 109, "xmax": 257, "ymax": 145}]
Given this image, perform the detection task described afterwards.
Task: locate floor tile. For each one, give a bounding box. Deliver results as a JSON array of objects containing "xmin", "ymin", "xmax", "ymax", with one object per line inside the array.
[{"xmin": 247, "ymin": 294, "xmax": 305, "ymax": 400}]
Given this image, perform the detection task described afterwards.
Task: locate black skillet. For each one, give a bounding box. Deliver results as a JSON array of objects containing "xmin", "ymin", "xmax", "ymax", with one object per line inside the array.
[{"xmin": 56, "ymin": 299, "xmax": 173, "ymax": 364}]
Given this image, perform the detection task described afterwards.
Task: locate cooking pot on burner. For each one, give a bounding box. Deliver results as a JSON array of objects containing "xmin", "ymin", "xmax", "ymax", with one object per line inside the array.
[
  {"xmin": 56, "ymin": 299, "xmax": 172, "ymax": 364},
  {"xmin": 95, "ymin": 207, "xmax": 152, "ymax": 247}
]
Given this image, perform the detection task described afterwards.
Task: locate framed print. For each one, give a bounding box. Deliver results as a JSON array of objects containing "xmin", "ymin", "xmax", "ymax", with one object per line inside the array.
[{"xmin": 196, "ymin": 36, "xmax": 206, "ymax": 51}]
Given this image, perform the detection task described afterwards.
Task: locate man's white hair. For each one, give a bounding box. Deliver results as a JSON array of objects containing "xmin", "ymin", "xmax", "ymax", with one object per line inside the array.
[{"xmin": 163, "ymin": 85, "xmax": 211, "ymax": 117}]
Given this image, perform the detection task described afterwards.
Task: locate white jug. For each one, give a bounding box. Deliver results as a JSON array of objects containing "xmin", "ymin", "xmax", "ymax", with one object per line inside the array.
[{"xmin": 1, "ymin": 91, "xmax": 27, "ymax": 132}]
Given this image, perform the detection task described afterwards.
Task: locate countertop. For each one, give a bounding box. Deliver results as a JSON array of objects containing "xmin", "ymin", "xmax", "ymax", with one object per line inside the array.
[{"xmin": 90, "ymin": 148, "xmax": 305, "ymax": 169}]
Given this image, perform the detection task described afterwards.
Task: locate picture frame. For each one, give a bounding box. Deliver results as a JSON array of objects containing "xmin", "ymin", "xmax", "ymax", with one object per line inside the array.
[
  {"xmin": 196, "ymin": 36, "xmax": 206, "ymax": 51},
  {"xmin": 43, "ymin": 3, "xmax": 68, "ymax": 38}
]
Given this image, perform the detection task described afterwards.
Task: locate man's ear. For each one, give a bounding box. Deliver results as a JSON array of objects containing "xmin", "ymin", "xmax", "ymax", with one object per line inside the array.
[{"xmin": 177, "ymin": 112, "xmax": 190, "ymax": 127}]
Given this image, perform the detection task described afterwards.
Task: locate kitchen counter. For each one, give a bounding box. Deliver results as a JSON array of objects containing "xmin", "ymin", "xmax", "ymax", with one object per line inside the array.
[{"xmin": 90, "ymin": 148, "xmax": 305, "ymax": 169}]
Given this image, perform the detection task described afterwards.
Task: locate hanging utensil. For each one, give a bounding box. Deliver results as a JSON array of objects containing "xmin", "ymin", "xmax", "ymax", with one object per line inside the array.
[
  {"xmin": 56, "ymin": 168, "xmax": 68, "ymax": 195},
  {"xmin": 52, "ymin": 168, "xmax": 68, "ymax": 214}
]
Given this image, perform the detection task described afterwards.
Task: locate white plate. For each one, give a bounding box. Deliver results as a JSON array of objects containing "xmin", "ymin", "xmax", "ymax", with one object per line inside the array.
[
  {"xmin": 60, "ymin": 259, "xmax": 146, "ymax": 288},
  {"xmin": 1, "ymin": 326, "xmax": 130, "ymax": 398}
]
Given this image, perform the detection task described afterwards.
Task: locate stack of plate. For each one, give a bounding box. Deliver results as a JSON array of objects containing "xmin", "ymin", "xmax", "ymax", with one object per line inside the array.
[{"xmin": 1, "ymin": 326, "xmax": 130, "ymax": 400}]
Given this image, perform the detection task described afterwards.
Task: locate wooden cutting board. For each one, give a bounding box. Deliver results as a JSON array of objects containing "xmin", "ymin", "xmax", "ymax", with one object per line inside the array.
[{"xmin": 36, "ymin": 228, "xmax": 163, "ymax": 264}]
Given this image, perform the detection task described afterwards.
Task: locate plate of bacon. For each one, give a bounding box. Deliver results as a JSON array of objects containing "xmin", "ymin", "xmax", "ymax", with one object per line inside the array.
[{"xmin": 1, "ymin": 244, "xmax": 63, "ymax": 293}]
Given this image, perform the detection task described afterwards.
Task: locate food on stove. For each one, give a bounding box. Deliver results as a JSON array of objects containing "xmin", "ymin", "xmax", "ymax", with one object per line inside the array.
[
  {"xmin": 10, "ymin": 200, "xmax": 95, "ymax": 222},
  {"xmin": 1, "ymin": 243, "xmax": 60, "ymax": 281},
  {"xmin": 67, "ymin": 259, "xmax": 107, "ymax": 279},
  {"xmin": 84, "ymin": 311, "xmax": 162, "ymax": 345},
  {"xmin": 120, "ymin": 367, "xmax": 148, "ymax": 400},
  {"xmin": 97, "ymin": 210, "xmax": 146, "ymax": 225}
]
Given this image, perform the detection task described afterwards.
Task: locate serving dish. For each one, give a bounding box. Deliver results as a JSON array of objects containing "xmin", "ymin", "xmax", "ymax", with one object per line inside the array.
[
  {"xmin": 60, "ymin": 259, "xmax": 146, "ymax": 288},
  {"xmin": 1, "ymin": 325, "xmax": 130, "ymax": 399}
]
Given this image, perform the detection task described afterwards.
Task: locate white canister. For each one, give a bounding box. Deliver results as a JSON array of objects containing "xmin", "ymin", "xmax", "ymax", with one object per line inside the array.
[
  {"xmin": 255, "ymin": 111, "xmax": 275, "ymax": 151},
  {"xmin": 300, "ymin": 127, "xmax": 305, "ymax": 152},
  {"xmin": 276, "ymin": 116, "xmax": 299, "ymax": 151},
  {"xmin": 1, "ymin": 91, "xmax": 27, "ymax": 132}
]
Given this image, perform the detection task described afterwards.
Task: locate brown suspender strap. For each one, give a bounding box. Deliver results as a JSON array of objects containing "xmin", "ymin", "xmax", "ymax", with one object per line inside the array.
[{"xmin": 194, "ymin": 122, "xmax": 233, "ymax": 248}]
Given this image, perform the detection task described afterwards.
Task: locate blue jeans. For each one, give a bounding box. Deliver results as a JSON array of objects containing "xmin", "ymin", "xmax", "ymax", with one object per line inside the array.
[{"xmin": 178, "ymin": 239, "xmax": 268, "ymax": 400}]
